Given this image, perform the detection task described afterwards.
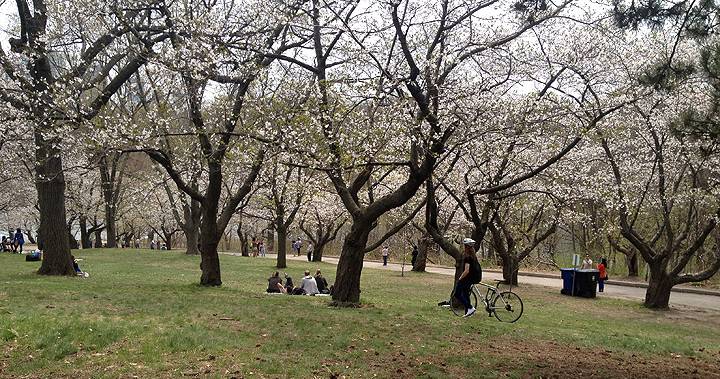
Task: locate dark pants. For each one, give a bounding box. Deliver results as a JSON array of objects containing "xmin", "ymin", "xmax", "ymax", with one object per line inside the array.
[
  {"xmin": 383, "ymin": 256, "xmax": 388, "ymax": 266},
  {"xmin": 598, "ymin": 278, "xmax": 605, "ymax": 292},
  {"xmin": 307, "ymin": 251, "xmax": 312, "ymax": 262},
  {"xmin": 454, "ymin": 280, "xmax": 473, "ymax": 311}
]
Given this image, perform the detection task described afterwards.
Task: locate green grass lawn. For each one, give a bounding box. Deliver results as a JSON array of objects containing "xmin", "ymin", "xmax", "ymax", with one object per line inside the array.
[{"xmin": 1, "ymin": 249, "xmax": 719, "ymax": 378}]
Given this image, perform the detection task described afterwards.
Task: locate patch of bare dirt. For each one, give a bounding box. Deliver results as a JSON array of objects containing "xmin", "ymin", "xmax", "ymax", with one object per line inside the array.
[{"xmin": 445, "ymin": 338, "xmax": 720, "ymax": 379}]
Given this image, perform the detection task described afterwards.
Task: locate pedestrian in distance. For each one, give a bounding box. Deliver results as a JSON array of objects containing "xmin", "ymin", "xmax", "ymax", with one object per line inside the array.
[
  {"xmin": 382, "ymin": 246, "xmax": 389, "ymax": 266},
  {"xmin": 597, "ymin": 257, "xmax": 608, "ymax": 293},
  {"xmin": 14, "ymin": 229, "xmax": 24, "ymax": 253},
  {"xmin": 581, "ymin": 253, "xmax": 593, "ymax": 270}
]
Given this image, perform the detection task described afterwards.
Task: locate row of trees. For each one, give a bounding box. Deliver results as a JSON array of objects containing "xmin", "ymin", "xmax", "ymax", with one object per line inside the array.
[{"xmin": 0, "ymin": 0, "xmax": 719, "ymax": 308}]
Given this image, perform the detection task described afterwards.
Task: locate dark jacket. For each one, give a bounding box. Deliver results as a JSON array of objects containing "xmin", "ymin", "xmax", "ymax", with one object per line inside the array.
[
  {"xmin": 462, "ymin": 254, "xmax": 482, "ymax": 283},
  {"xmin": 268, "ymin": 276, "xmax": 283, "ymax": 292},
  {"xmin": 315, "ymin": 275, "xmax": 328, "ymax": 292}
]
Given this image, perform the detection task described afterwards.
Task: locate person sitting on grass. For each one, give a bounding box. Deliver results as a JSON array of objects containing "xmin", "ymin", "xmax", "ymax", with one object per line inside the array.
[
  {"xmin": 71, "ymin": 255, "xmax": 90, "ymax": 278},
  {"xmin": 300, "ymin": 270, "xmax": 319, "ymax": 295},
  {"xmin": 267, "ymin": 271, "xmax": 286, "ymax": 293},
  {"xmin": 314, "ymin": 269, "xmax": 330, "ymax": 294},
  {"xmin": 284, "ymin": 273, "xmax": 295, "ymax": 293}
]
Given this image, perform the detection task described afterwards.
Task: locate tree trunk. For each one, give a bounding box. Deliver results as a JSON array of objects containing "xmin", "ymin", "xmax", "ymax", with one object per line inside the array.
[
  {"xmin": 312, "ymin": 241, "xmax": 325, "ymax": 262},
  {"xmin": 500, "ymin": 254, "xmax": 519, "ymax": 285},
  {"xmin": 123, "ymin": 233, "xmax": 134, "ymax": 249},
  {"xmin": 68, "ymin": 228, "xmax": 79, "ymax": 250},
  {"xmin": 94, "ymin": 229, "xmax": 103, "ymax": 248},
  {"xmin": 237, "ymin": 227, "xmax": 250, "ymax": 257},
  {"xmin": 332, "ymin": 222, "xmax": 371, "ymax": 305},
  {"xmin": 199, "ymin": 201, "xmax": 222, "ymax": 286},
  {"xmin": 266, "ymin": 225, "xmax": 275, "ymax": 252},
  {"xmin": 184, "ymin": 225, "xmax": 200, "ymax": 255},
  {"xmin": 276, "ymin": 222, "xmax": 287, "ymax": 268},
  {"xmin": 25, "ymin": 229, "xmax": 37, "ymax": 244},
  {"xmin": 103, "ymin": 199, "xmax": 117, "ymax": 248},
  {"xmin": 627, "ymin": 252, "xmax": 639, "ymax": 277},
  {"xmin": 163, "ymin": 232, "xmax": 172, "ymax": 250},
  {"xmin": 79, "ymin": 215, "xmax": 92, "ymax": 249},
  {"xmin": 36, "ymin": 139, "xmax": 75, "ymax": 276},
  {"xmin": 413, "ymin": 236, "xmax": 429, "ymax": 272},
  {"xmin": 644, "ymin": 264, "xmax": 673, "ymax": 309}
]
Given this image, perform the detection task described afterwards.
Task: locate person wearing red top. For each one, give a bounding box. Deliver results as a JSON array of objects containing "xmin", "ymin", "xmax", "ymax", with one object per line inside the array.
[{"xmin": 597, "ymin": 258, "xmax": 608, "ymax": 292}]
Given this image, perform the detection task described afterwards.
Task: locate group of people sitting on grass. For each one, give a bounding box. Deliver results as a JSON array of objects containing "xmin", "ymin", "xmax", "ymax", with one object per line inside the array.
[
  {"xmin": 266, "ymin": 269, "xmax": 332, "ymax": 296},
  {"xmin": 2, "ymin": 228, "xmax": 25, "ymax": 253}
]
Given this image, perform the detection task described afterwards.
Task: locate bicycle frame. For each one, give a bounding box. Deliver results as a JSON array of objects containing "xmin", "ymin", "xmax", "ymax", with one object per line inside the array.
[{"xmin": 472, "ymin": 282, "xmax": 511, "ymax": 310}]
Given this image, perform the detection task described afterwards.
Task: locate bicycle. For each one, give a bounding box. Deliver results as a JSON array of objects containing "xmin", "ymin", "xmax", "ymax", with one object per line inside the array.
[{"xmin": 449, "ymin": 280, "xmax": 524, "ymax": 323}]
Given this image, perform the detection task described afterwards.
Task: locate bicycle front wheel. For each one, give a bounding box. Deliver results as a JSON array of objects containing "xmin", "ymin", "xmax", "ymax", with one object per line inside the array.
[
  {"xmin": 450, "ymin": 287, "xmax": 478, "ymax": 317},
  {"xmin": 492, "ymin": 291, "xmax": 523, "ymax": 323}
]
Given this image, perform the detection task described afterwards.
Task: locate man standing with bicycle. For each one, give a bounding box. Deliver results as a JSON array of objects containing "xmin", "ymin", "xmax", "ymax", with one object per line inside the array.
[{"xmin": 455, "ymin": 238, "xmax": 483, "ymax": 317}]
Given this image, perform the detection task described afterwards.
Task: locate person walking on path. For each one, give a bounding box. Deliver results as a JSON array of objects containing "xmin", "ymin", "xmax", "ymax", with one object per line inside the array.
[
  {"xmin": 14, "ymin": 229, "xmax": 24, "ymax": 253},
  {"xmin": 307, "ymin": 242, "xmax": 313, "ymax": 262},
  {"xmin": 382, "ymin": 246, "xmax": 389, "ymax": 266},
  {"xmin": 296, "ymin": 239, "xmax": 303, "ymax": 258},
  {"xmin": 411, "ymin": 245, "xmax": 418, "ymax": 268},
  {"xmin": 597, "ymin": 257, "xmax": 608, "ymax": 292}
]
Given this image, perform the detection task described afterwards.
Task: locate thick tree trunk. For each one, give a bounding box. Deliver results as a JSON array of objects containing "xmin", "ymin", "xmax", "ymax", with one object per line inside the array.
[
  {"xmin": 198, "ymin": 202, "xmax": 222, "ymax": 286},
  {"xmin": 500, "ymin": 254, "xmax": 519, "ymax": 285},
  {"xmin": 36, "ymin": 142, "xmax": 74, "ymax": 276},
  {"xmin": 644, "ymin": 264, "xmax": 673, "ymax": 309},
  {"xmin": 164, "ymin": 232, "xmax": 172, "ymax": 250},
  {"xmin": 412, "ymin": 236, "xmax": 429, "ymax": 272},
  {"xmin": 184, "ymin": 225, "xmax": 200, "ymax": 255},
  {"xmin": 332, "ymin": 223, "xmax": 371, "ymax": 305},
  {"xmin": 276, "ymin": 223, "xmax": 287, "ymax": 268},
  {"xmin": 312, "ymin": 241, "xmax": 325, "ymax": 262},
  {"xmin": 79, "ymin": 216, "xmax": 92, "ymax": 249},
  {"xmin": 94, "ymin": 229, "xmax": 103, "ymax": 248},
  {"xmin": 103, "ymin": 200, "xmax": 117, "ymax": 248},
  {"xmin": 237, "ymin": 227, "xmax": 250, "ymax": 257}
]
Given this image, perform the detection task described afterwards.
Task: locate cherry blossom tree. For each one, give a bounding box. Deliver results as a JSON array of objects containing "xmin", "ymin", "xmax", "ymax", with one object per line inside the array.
[{"xmin": 0, "ymin": 0, "xmax": 167, "ymax": 274}]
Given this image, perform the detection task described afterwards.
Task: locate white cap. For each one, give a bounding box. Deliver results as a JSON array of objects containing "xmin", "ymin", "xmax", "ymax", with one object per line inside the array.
[{"xmin": 462, "ymin": 238, "xmax": 476, "ymax": 246}]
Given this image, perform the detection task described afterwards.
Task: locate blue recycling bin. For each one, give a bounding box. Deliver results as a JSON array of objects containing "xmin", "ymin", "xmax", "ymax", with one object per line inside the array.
[{"xmin": 560, "ymin": 268, "xmax": 575, "ymax": 294}]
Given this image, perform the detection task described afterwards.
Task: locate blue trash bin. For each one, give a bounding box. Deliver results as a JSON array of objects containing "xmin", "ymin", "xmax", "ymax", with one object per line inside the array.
[{"xmin": 560, "ymin": 268, "xmax": 575, "ymax": 295}]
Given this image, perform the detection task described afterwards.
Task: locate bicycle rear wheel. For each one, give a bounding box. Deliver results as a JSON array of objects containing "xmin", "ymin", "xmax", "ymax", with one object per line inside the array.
[
  {"xmin": 450, "ymin": 288, "xmax": 477, "ymax": 317},
  {"xmin": 491, "ymin": 291, "xmax": 523, "ymax": 323}
]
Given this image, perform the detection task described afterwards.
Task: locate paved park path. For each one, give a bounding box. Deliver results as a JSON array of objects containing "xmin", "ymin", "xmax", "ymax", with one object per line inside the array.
[{"xmin": 229, "ymin": 252, "xmax": 720, "ymax": 311}]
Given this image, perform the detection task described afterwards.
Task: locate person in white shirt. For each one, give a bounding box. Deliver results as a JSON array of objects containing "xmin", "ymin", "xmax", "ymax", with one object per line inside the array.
[
  {"xmin": 382, "ymin": 246, "xmax": 389, "ymax": 266},
  {"xmin": 300, "ymin": 270, "xmax": 319, "ymax": 295},
  {"xmin": 581, "ymin": 254, "xmax": 593, "ymax": 270}
]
